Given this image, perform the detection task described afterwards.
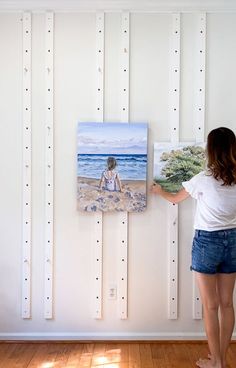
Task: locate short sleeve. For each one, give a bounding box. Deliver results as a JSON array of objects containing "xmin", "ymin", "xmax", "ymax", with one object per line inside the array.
[{"xmin": 182, "ymin": 172, "xmax": 204, "ymax": 199}]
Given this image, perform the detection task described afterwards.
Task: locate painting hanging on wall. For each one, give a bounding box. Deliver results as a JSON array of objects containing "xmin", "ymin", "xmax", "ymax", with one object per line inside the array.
[
  {"xmin": 77, "ymin": 122, "xmax": 148, "ymax": 212},
  {"xmin": 153, "ymin": 142, "xmax": 206, "ymax": 192}
]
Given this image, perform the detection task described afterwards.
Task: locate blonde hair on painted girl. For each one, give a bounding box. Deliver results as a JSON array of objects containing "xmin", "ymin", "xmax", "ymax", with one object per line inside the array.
[{"xmin": 107, "ymin": 157, "xmax": 117, "ymax": 171}]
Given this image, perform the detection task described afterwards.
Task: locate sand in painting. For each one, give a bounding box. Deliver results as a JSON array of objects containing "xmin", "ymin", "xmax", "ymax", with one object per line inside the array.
[{"xmin": 77, "ymin": 177, "xmax": 146, "ymax": 212}]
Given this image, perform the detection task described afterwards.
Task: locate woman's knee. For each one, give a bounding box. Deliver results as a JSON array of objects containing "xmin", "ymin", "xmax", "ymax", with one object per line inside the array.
[
  {"xmin": 219, "ymin": 297, "xmax": 234, "ymax": 309},
  {"xmin": 203, "ymin": 298, "xmax": 220, "ymax": 311}
]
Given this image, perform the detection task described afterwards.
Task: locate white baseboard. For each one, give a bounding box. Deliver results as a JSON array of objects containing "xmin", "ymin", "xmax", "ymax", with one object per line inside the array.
[{"xmin": 0, "ymin": 332, "xmax": 235, "ymax": 341}]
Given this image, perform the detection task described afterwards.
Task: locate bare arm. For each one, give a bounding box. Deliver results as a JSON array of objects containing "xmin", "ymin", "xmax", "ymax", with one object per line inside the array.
[
  {"xmin": 116, "ymin": 174, "xmax": 123, "ymax": 192},
  {"xmin": 99, "ymin": 174, "xmax": 104, "ymax": 190},
  {"xmin": 150, "ymin": 183, "xmax": 190, "ymax": 204}
]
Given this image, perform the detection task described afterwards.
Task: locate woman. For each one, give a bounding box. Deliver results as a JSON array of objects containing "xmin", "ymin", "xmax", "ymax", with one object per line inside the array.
[{"xmin": 151, "ymin": 127, "xmax": 236, "ymax": 368}]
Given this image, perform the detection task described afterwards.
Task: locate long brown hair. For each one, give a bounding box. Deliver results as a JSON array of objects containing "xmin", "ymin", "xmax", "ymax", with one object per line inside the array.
[{"xmin": 206, "ymin": 127, "xmax": 236, "ymax": 185}]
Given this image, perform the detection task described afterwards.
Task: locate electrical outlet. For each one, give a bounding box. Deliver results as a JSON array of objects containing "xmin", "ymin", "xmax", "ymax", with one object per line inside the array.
[{"xmin": 108, "ymin": 284, "xmax": 117, "ymax": 300}]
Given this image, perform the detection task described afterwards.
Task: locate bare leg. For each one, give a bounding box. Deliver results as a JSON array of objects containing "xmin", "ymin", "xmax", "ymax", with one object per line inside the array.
[
  {"xmin": 216, "ymin": 273, "xmax": 236, "ymax": 368},
  {"xmin": 195, "ymin": 272, "xmax": 222, "ymax": 368}
]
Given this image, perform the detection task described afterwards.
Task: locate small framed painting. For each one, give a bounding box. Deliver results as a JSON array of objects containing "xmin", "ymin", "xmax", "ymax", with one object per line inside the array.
[{"xmin": 153, "ymin": 142, "xmax": 206, "ymax": 192}]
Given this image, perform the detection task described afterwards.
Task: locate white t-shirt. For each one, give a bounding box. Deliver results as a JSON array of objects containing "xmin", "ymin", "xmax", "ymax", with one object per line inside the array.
[{"xmin": 182, "ymin": 171, "xmax": 236, "ymax": 231}]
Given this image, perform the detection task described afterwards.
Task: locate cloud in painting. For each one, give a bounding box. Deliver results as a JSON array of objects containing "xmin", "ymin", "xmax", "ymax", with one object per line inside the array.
[{"xmin": 78, "ymin": 122, "xmax": 147, "ymax": 154}]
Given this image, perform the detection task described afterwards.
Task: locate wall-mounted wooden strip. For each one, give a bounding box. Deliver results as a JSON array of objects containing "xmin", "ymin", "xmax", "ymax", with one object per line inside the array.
[
  {"xmin": 93, "ymin": 12, "xmax": 104, "ymax": 319},
  {"xmin": 44, "ymin": 11, "xmax": 54, "ymax": 319},
  {"xmin": 117, "ymin": 12, "xmax": 130, "ymax": 320},
  {"xmin": 192, "ymin": 13, "xmax": 206, "ymax": 320},
  {"xmin": 22, "ymin": 11, "xmax": 32, "ymax": 319},
  {"xmin": 168, "ymin": 13, "xmax": 180, "ymax": 320}
]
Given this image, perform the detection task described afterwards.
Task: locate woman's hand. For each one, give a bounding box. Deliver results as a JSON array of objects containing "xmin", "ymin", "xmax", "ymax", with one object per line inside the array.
[{"xmin": 150, "ymin": 183, "xmax": 162, "ymax": 195}]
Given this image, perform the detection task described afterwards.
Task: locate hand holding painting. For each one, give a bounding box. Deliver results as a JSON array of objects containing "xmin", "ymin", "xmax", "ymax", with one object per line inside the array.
[
  {"xmin": 150, "ymin": 182, "xmax": 189, "ymax": 203},
  {"xmin": 151, "ymin": 127, "xmax": 236, "ymax": 368},
  {"xmin": 99, "ymin": 157, "xmax": 123, "ymax": 192}
]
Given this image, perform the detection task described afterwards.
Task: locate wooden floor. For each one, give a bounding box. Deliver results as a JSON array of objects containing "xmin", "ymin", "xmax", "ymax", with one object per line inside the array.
[{"xmin": 0, "ymin": 342, "xmax": 235, "ymax": 368}]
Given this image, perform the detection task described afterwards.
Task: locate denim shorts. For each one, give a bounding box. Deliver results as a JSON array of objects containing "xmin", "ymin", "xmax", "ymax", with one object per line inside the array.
[{"xmin": 191, "ymin": 228, "xmax": 236, "ymax": 274}]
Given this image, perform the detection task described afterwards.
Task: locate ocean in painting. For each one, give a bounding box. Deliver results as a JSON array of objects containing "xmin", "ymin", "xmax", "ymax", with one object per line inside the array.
[{"xmin": 77, "ymin": 153, "xmax": 147, "ymax": 181}]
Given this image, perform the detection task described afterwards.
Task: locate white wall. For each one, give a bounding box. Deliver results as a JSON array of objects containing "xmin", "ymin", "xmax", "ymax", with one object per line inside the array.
[{"xmin": 0, "ymin": 10, "xmax": 236, "ymax": 339}]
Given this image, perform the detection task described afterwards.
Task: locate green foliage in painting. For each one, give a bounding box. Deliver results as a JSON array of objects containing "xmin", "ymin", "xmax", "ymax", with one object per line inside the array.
[{"xmin": 154, "ymin": 145, "xmax": 205, "ymax": 192}]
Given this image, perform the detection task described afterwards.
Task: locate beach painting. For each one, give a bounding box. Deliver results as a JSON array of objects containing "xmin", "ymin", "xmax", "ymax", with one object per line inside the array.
[
  {"xmin": 153, "ymin": 142, "xmax": 206, "ymax": 192},
  {"xmin": 77, "ymin": 122, "xmax": 148, "ymax": 212}
]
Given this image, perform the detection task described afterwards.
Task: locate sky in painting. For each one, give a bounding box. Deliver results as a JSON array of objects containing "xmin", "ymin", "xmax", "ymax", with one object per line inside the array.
[{"xmin": 77, "ymin": 122, "xmax": 148, "ymax": 154}]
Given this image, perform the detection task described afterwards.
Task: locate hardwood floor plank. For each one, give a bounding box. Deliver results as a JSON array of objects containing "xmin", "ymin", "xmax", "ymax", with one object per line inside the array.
[
  {"xmin": 139, "ymin": 343, "xmax": 154, "ymax": 368},
  {"xmin": 1, "ymin": 343, "xmax": 37, "ymax": 368},
  {"xmin": 79, "ymin": 343, "xmax": 94, "ymax": 367},
  {"xmin": 129, "ymin": 343, "xmax": 141, "ymax": 367},
  {"xmin": 65, "ymin": 343, "xmax": 84, "ymax": 367},
  {"xmin": 151, "ymin": 343, "xmax": 166, "ymax": 368}
]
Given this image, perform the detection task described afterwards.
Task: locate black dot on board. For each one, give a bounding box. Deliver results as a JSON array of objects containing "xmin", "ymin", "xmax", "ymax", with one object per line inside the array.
[{"xmin": 172, "ymin": 298, "xmax": 175, "ymax": 300}]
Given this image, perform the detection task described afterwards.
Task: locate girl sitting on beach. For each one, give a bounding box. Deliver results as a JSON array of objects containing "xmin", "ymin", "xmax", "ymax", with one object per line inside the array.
[{"xmin": 99, "ymin": 157, "xmax": 123, "ymax": 192}]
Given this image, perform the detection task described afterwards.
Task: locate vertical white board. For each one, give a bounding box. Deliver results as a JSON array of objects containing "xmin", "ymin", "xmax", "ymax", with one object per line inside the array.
[
  {"xmin": 117, "ymin": 12, "xmax": 130, "ymax": 320},
  {"xmin": 22, "ymin": 11, "xmax": 32, "ymax": 319},
  {"xmin": 168, "ymin": 13, "xmax": 180, "ymax": 320},
  {"xmin": 192, "ymin": 13, "xmax": 206, "ymax": 320},
  {"xmin": 44, "ymin": 12, "xmax": 54, "ymax": 319},
  {"xmin": 93, "ymin": 12, "xmax": 104, "ymax": 319}
]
